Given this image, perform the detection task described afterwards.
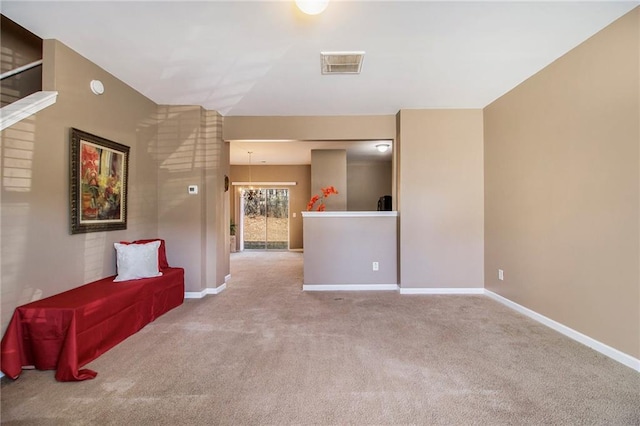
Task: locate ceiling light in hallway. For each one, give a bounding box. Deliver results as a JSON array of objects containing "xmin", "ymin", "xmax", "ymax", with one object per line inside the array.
[{"xmin": 376, "ymin": 144, "xmax": 390, "ymax": 153}]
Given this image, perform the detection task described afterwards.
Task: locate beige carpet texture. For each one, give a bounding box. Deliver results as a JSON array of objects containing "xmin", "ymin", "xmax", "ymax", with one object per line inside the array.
[{"xmin": 1, "ymin": 251, "xmax": 639, "ymax": 425}]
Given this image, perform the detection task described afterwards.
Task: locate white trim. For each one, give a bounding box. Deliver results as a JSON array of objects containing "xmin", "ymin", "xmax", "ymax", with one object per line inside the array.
[
  {"xmin": 207, "ymin": 283, "xmax": 227, "ymax": 295},
  {"xmin": 302, "ymin": 211, "xmax": 397, "ymax": 218},
  {"xmin": 400, "ymin": 287, "xmax": 484, "ymax": 295},
  {"xmin": 484, "ymin": 290, "xmax": 640, "ymax": 372},
  {"xmin": 232, "ymin": 181, "xmax": 297, "ymax": 186},
  {"xmin": 184, "ymin": 290, "xmax": 207, "ymax": 299},
  {"xmin": 303, "ymin": 284, "xmax": 399, "ymax": 291},
  {"xmin": 1, "ymin": 91, "xmax": 58, "ymax": 131},
  {"xmin": 224, "ymin": 274, "xmax": 231, "ymax": 283},
  {"xmin": 184, "ymin": 283, "xmax": 227, "ymax": 299},
  {"xmin": 289, "ymin": 248, "xmax": 304, "ymax": 252}
]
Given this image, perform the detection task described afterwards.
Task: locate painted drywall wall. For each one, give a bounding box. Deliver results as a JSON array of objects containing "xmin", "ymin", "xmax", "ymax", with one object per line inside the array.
[
  {"xmin": 223, "ymin": 115, "xmax": 396, "ymax": 141},
  {"xmin": 397, "ymin": 109, "xmax": 484, "ymax": 289},
  {"xmin": 229, "ymin": 164, "xmax": 310, "ymax": 250},
  {"xmin": 157, "ymin": 106, "xmax": 226, "ymax": 293},
  {"xmin": 311, "ymin": 149, "xmax": 346, "ymax": 211},
  {"xmin": 303, "ymin": 213, "xmax": 397, "ymax": 286},
  {"xmin": 219, "ymin": 140, "xmax": 231, "ymax": 283},
  {"xmin": 1, "ymin": 39, "xmax": 159, "ymax": 333},
  {"xmin": 347, "ymin": 161, "xmax": 392, "ymax": 211},
  {"xmin": 484, "ymin": 8, "xmax": 639, "ymax": 358}
]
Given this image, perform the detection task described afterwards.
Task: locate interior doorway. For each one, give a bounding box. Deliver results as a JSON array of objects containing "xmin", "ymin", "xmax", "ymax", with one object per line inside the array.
[{"xmin": 240, "ymin": 188, "xmax": 289, "ymax": 250}]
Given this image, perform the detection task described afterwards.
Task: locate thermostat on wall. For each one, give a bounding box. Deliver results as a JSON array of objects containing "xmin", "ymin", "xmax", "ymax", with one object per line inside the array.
[{"xmin": 188, "ymin": 185, "xmax": 198, "ymax": 195}]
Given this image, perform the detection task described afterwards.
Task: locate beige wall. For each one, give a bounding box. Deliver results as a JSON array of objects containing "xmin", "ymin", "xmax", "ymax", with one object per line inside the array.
[
  {"xmin": 229, "ymin": 164, "xmax": 310, "ymax": 250},
  {"xmin": 303, "ymin": 213, "xmax": 398, "ymax": 286},
  {"xmin": 397, "ymin": 109, "xmax": 484, "ymax": 289},
  {"xmin": 311, "ymin": 149, "xmax": 347, "ymax": 211},
  {"xmin": 223, "ymin": 115, "xmax": 396, "ymax": 141},
  {"xmin": 1, "ymin": 39, "xmax": 230, "ymax": 333},
  {"xmin": 484, "ymin": 8, "xmax": 639, "ymax": 358},
  {"xmin": 1, "ymin": 40, "xmax": 159, "ymax": 332},
  {"xmin": 157, "ymin": 106, "xmax": 227, "ymax": 293},
  {"xmin": 347, "ymin": 161, "xmax": 392, "ymax": 211}
]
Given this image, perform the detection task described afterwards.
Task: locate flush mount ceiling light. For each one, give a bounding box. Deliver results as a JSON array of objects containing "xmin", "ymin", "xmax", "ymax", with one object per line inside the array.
[
  {"xmin": 243, "ymin": 151, "xmax": 262, "ymax": 201},
  {"xmin": 295, "ymin": 0, "xmax": 329, "ymax": 15},
  {"xmin": 321, "ymin": 51, "xmax": 365, "ymax": 75},
  {"xmin": 376, "ymin": 144, "xmax": 390, "ymax": 153}
]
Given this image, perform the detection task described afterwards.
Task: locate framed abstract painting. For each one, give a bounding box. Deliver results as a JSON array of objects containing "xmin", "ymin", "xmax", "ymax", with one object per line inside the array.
[{"xmin": 70, "ymin": 128, "xmax": 129, "ymax": 234}]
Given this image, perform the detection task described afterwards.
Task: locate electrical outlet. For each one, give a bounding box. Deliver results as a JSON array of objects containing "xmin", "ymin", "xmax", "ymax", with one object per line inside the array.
[
  {"xmin": 498, "ymin": 269, "xmax": 504, "ymax": 281},
  {"xmin": 372, "ymin": 262, "xmax": 379, "ymax": 271}
]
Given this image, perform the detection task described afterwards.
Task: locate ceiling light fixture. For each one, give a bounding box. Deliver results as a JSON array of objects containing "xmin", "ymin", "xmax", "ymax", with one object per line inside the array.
[
  {"xmin": 244, "ymin": 151, "xmax": 261, "ymax": 201},
  {"xmin": 295, "ymin": 0, "xmax": 329, "ymax": 15},
  {"xmin": 376, "ymin": 144, "xmax": 390, "ymax": 153}
]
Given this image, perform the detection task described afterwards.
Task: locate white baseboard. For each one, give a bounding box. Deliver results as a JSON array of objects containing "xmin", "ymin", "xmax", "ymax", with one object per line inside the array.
[
  {"xmin": 184, "ymin": 283, "xmax": 227, "ymax": 299},
  {"xmin": 224, "ymin": 274, "xmax": 231, "ymax": 283},
  {"xmin": 399, "ymin": 287, "xmax": 484, "ymax": 295},
  {"xmin": 184, "ymin": 290, "xmax": 207, "ymax": 299},
  {"xmin": 289, "ymin": 248, "xmax": 304, "ymax": 252},
  {"xmin": 303, "ymin": 284, "xmax": 398, "ymax": 291},
  {"xmin": 207, "ymin": 283, "xmax": 227, "ymax": 295},
  {"xmin": 484, "ymin": 290, "xmax": 640, "ymax": 372}
]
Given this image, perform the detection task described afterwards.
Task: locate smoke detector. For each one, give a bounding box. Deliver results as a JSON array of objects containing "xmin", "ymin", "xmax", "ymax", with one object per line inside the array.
[{"xmin": 321, "ymin": 51, "xmax": 365, "ymax": 74}]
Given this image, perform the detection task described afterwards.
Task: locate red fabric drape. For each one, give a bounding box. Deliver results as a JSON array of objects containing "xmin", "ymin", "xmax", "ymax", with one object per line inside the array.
[{"xmin": 1, "ymin": 268, "xmax": 184, "ymax": 381}]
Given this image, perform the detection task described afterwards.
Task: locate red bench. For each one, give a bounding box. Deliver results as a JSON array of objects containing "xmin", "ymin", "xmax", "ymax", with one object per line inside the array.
[{"xmin": 0, "ymin": 267, "xmax": 184, "ymax": 381}]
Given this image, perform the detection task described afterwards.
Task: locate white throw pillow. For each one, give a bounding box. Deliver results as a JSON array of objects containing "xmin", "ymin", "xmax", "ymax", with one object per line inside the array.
[{"xmin": 113, "ymin": 241, "xmax": 163, "ymax": 282}]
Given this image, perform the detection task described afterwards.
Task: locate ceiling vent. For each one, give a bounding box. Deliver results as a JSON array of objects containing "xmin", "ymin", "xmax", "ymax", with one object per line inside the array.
[{"xmin": 321, "ymin": 51, "xmax": 365, "ymax": 75}]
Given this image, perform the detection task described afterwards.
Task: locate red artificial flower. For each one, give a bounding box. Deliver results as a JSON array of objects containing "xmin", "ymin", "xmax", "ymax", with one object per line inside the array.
[
  {"xmin": 307, "ymin": 186, "xmax": 338, "ymax": 211},
  {"xmin": 81, "ymin": 144, "xmax": 100, "ymax": 178},
  {"xmin": 321, "ymin": 186, "xmax": 338, "ymax": 197},
  {"xmin": 306, "ymin": 194, "xmax": 321, "ymax": 211}
]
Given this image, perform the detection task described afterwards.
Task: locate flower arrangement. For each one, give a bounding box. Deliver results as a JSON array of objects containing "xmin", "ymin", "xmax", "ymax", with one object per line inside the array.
[
  {"xmin": 80, "ymin": 144, "xmax": 122, "ymax": 220},
  {"xmin": 307, "ymin": 186, "xmax": 339, "ymax": 211}
]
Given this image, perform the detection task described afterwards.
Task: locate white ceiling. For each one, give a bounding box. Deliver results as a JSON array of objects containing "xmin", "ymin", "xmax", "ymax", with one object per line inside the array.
[{"xmin": 2, "ymin": 0, "xmax": 637, "ymax": 164}]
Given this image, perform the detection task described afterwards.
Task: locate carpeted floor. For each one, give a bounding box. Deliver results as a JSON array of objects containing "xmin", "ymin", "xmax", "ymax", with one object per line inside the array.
[{"xmin": 1, "ymin": 251, "xmax": 639, "ymax": 425}]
